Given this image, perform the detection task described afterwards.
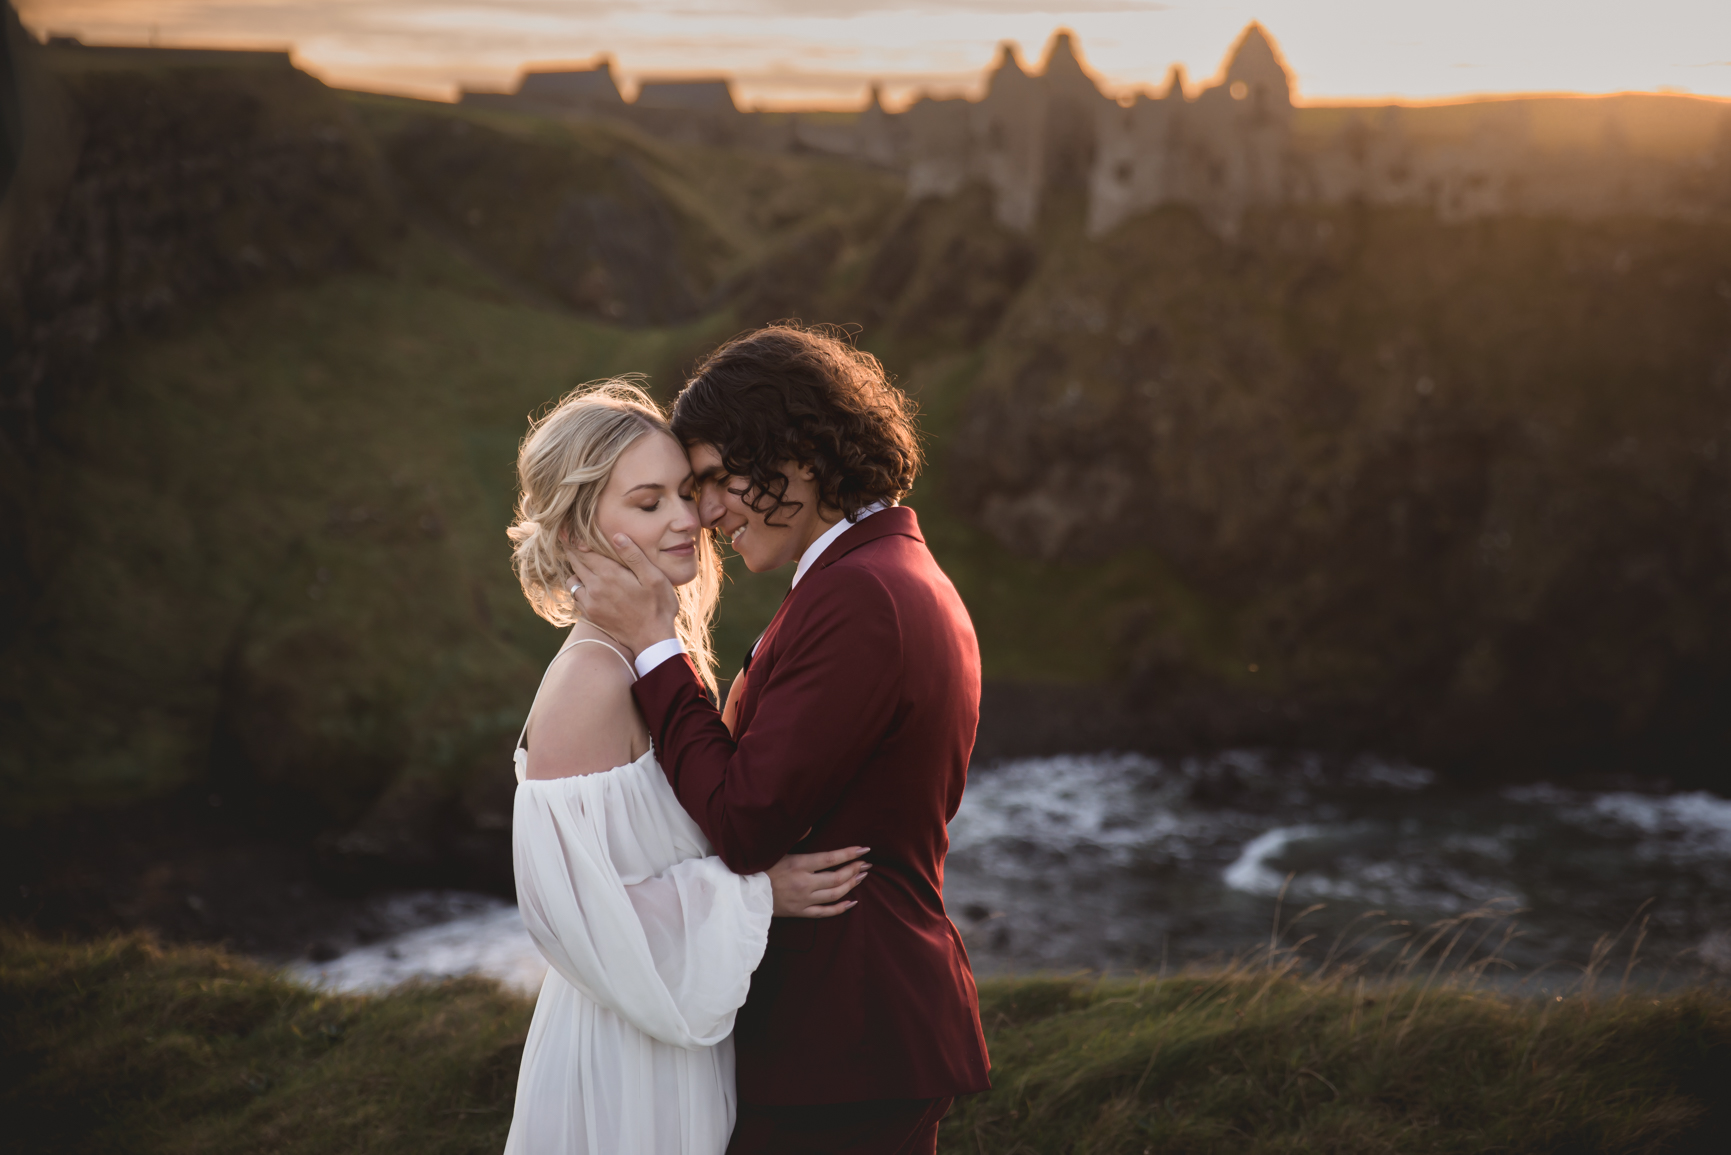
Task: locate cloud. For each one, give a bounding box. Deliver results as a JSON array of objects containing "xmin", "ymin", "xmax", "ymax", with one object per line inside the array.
[
  {"xmin": 22, "ymin": 0, "xmax": 1167, "ymax": 29},
  {"xmin": 686, "ymin": 0, "xmax": 1168, "ymax": 12}
]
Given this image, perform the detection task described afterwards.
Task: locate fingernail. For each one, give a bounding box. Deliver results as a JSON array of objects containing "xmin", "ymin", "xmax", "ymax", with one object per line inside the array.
[{"xmin": 613, "ymin": 534, "xmax": 629, "ymax": 546}]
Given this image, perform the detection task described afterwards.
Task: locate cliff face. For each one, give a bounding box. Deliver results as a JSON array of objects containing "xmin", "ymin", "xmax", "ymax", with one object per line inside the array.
[
  {"xmin": 946, "ymin": 205, "xmax": 1731, "ymax": 777},
  {"xmin": 0, "ymin": 46, "xmax": 401, "ymax": 677},
  {"xmin": 353, "ymin": 100, "xmax": 722, "ymax": 325},
  {"xmin": 0, "ymin": 51, "xmax": 398, "ymax": 452}
]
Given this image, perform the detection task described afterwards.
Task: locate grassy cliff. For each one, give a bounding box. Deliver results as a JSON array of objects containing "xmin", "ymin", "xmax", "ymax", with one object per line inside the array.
[
  {"xmin": 4, "ymin": 931, "xmax": 1727, "ymax": 1154},
  {"xmin": 943, "ymin": 202, "xmax": 1731, "ymax": 773}
]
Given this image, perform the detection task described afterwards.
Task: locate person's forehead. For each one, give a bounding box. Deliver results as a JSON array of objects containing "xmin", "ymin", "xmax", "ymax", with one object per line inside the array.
[
  {"xmin": 615, "ymin": 431, "xmax": 687, "ymax": 479},
  {"xmin": 686, "ymin": 442, "xmax": 725, "ymax": 473}
]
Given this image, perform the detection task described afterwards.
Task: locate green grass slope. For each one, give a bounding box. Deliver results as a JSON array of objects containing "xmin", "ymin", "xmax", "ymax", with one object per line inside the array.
[
  {"xmin": 0, "ymin": 232, "xmax": 727, "ymax": 828},
  {"xmin": 4, "ymin": 931, "xmax": 1726, "ymax": 1154}
]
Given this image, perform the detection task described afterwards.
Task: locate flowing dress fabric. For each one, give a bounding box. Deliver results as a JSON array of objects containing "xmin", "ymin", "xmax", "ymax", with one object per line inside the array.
[{"xmin": 505, "ymin": 748, "xmax": 774, "ymax": 1155}]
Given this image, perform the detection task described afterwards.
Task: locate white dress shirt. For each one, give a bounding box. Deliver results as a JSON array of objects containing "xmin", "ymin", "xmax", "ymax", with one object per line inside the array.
[{"xmin": 632, "ymin": 501, "xmax": 888, "ymax": 678}]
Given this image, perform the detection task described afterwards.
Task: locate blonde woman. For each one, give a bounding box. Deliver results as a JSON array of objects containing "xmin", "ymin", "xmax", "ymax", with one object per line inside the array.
[{"xmin": 502, "ymin": 381, "xmax": 870, "ymax": 1155}]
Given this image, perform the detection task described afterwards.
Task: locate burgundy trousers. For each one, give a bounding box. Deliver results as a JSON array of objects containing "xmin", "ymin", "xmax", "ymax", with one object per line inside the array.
[{"xmin": 726, "ymin": 1096, "xmax": 954, "ymax": 1155}]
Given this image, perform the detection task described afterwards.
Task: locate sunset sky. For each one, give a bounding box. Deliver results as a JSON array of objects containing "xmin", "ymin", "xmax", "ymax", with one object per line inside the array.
[{"xmin": 18, "ymin": 0, "xmax": 1731, "ymax": 109}]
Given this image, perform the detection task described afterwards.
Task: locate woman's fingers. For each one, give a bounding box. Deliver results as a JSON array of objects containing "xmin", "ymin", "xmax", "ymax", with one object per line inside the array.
[
  {"xmin": 823, "ymin": 859, "xmax": 869, "ymax": 885},
  {"xmin": 788, "ymin": 845, "xmax": 869, "ymax": 872},
  {"xmin": 808, "ymin": 870, "xmax": 869, "ymax": 905},
  {"xmin": 801, "ymin": 861, "xmax": 868, "ymax": 899},
  {"xmin": 767, "ymin": 846, "xmax": 873, "ymax": 918}
]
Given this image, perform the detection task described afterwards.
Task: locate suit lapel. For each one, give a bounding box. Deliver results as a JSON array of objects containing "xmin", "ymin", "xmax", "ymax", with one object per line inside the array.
[
  {"xmin": 731, "ymin": 508, "xmax": 923, "ymax": 734},
  {"xmin": 732, "ymin": 590, "xmax": 796, "ymax": 735}
]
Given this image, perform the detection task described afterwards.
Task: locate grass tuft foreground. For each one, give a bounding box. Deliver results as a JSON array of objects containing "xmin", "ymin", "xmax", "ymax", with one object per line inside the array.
[{"xmin": 3, "ymin": 930, "xmax": 1727, "ymax": 1154}]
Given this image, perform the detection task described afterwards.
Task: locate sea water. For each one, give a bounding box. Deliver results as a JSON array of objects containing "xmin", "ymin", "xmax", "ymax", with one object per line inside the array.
[{"xmin": 287, "ymin": 753, "xmax": 1731, "ymax": 993}]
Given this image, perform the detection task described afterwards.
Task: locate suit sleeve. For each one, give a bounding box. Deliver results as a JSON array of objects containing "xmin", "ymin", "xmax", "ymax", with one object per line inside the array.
[{"xmin": 632, "ymin": 566, "xmax": 903, "ymax": 874}]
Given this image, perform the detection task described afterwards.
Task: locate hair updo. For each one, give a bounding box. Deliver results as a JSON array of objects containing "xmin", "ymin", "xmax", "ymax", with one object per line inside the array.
[{"xmin": 507, "ymin": 378, "xmax": 720, "ymax": 697}]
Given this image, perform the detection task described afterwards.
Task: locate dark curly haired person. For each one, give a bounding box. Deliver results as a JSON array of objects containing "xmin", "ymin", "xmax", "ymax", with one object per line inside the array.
[{"xmin": 568, "ymin": 324, "xmax": 991, "ymax": 1154}]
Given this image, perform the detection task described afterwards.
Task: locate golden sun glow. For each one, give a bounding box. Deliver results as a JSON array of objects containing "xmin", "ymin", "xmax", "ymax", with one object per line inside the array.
[{"xmin": 16, "ymin": 0, "xmax": 1731, "ymax": 109}]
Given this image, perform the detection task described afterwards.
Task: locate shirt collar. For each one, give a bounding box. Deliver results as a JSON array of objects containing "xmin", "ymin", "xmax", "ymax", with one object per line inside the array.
[{"xmin": 790, "ymin": 501, "xmax": 888, "ymax": 588}]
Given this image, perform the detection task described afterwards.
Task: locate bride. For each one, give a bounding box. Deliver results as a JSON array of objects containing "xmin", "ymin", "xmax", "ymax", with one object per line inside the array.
[{"xmin": 502, "ymin": 380, "xmax": 870, "ymax": 1154}]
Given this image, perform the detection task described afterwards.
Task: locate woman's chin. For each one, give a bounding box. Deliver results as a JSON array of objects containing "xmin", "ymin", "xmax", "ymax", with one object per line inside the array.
[{"xmin": 660, "ymin": 560, "xmax": 700, "ymax": 587}]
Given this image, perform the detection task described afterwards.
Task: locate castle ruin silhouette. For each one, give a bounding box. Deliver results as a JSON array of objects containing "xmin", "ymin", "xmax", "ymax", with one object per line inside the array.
[{"xmin": 474, "ymin": 23, "xmax": 1731, "ymax": 234}]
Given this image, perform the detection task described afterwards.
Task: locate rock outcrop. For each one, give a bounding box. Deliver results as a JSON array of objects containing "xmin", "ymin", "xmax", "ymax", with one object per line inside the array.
[{"xmin": 948, "ymin": 204, "xmax": 1731, "ymax": 779}]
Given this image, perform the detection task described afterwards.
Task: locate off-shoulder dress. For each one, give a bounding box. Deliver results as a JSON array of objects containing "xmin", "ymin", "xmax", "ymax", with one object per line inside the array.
[{"xmin": 503, "ymin": 639, "xmax": 773, "ymax": 1155}]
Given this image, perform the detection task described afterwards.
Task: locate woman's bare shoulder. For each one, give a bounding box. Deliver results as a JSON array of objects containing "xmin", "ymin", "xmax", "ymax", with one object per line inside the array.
[{"xmin": 524, "ymin": 640, "xmax": 643, "ymax": 779}]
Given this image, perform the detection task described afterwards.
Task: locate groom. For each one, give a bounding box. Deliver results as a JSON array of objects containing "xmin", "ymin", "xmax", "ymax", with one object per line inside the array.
[{"xmin": 569, "ymin": 325, "xmax": 990, "ymax": 1153}]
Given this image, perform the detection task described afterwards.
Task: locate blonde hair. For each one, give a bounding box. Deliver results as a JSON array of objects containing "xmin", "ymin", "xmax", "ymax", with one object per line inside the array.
[{"xmin": 508, "ymin": 378, "xmax": 721, "ymax": 698}]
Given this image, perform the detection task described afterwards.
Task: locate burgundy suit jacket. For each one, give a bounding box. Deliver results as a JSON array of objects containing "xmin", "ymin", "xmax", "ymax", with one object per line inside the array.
[{"xmin": 633, "ymin": 507, "xmax": 992, "ymax": 1106}]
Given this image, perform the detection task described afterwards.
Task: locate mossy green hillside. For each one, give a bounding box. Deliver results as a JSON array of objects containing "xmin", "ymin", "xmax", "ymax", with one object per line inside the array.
[
  {"xmin": 0, "ymin": 232, "xmax": 731, "ymax": 824},
  {"xmin": 342, "ymin": 90, "xmax": 904, "ymax": 327},
  {"xmin": 4, "ymin": 931, "xmax": 1726, "ymax": 1155}
]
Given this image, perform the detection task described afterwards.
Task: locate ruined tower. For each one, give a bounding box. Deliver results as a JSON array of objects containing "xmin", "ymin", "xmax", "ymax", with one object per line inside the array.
[
  {"xmin": 1088, "ymin": 66, "xmax": 1187, "ymax": 236},
  {"xmin": 1087, "ymin": 22, "xmax": 1295, "ymax": 236},
  {"xmin": 1039, "ymin": 31, "xmax": 1113, "ymax": 193},
  {"xmin": 972, "ymin": 43, "xmax": 1048, "ymax": 230},
  {"xmin": 1188, "ymin": 22, "xmax": 1294, "ymax": 222}
]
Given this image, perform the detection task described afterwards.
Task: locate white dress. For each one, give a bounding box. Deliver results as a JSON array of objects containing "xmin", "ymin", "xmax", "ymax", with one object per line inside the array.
[{"xmin": 504, "ymin": 640, "xmax": 774, "ymax": 1155}]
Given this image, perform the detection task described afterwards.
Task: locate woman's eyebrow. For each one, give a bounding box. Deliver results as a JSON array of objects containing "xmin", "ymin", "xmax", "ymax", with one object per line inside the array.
[{"xmin": 624, "ymin": 481, "xmax": 665, "ymax": 495}]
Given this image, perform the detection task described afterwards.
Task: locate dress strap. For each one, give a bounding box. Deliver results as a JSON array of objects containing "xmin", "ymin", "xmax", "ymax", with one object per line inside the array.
[
  {"xmin": 564, "ymin": 637, "xmax": 638, "ymax": 680},
  {"xmin": 513, "ymin": 637, "xmax": 639, "ymax": 783}
]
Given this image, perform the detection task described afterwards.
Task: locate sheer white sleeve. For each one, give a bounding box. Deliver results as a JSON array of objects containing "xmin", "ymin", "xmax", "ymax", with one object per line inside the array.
[{"xmin": 512, "ymin": 766, "xmax": 773, "ymax": 1050}]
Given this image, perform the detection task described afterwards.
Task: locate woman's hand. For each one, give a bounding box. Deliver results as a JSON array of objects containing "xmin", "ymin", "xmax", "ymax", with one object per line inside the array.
[{"xmin": 768, "ymin": 846, "xmax": 871, "ymax": 918}]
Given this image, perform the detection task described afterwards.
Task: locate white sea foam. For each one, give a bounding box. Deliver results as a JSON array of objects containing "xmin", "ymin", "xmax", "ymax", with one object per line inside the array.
[
  {"xmin": 1507, "ymin": 784, "xmax": 1731, "ymax": 866},
  {"xmin": 1590, "ymin": 790, "xmax": 1731, "ymax": 862},
  {"xmin": 949, "ymin": 752, "xmax": 1203, "ymax": 868},
  {"xmin": 275, "ymin": 760, "xmax": 1731, "ymax": 983},
  {"xmin": 287, "ymin": 898, "xmax": 547, "ymax": 995},
  {"xmin": 957, "ymin": 753, "xmax": 1512, "ymax": 913},
  {"xmin": 1222, "ymin": 825, "xmax": 1325, "ymax": 895}
]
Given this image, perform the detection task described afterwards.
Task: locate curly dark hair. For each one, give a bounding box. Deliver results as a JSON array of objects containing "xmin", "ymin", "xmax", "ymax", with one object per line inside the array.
[{"xmin": 671, "ymin": 325, "xmax": 922, "ymax": 526}]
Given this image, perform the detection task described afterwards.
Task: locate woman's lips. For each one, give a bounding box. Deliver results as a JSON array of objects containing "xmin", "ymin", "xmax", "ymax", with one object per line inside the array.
[
  {"xmin": 663, "ymin": 542, "xmax": 696, "ymax": 556},
  {"xmin": 729, "ymin": 524, "xmax": 747, "ymax": 545}
]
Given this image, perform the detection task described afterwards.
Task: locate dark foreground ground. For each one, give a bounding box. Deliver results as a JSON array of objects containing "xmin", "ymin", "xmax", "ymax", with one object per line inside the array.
[{"xmin": 3, "ymin": 931, "xmax": 1728, "ymax": 1154}]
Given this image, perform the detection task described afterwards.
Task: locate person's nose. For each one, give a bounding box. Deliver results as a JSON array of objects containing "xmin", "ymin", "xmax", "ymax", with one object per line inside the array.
[
  {"xmin": 697, "ymin": 487, "xmax": 726, "ymax": 528},
  {"xmin": 670, "ymin": 500, "xmax": 698, "ymax": 533}
]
